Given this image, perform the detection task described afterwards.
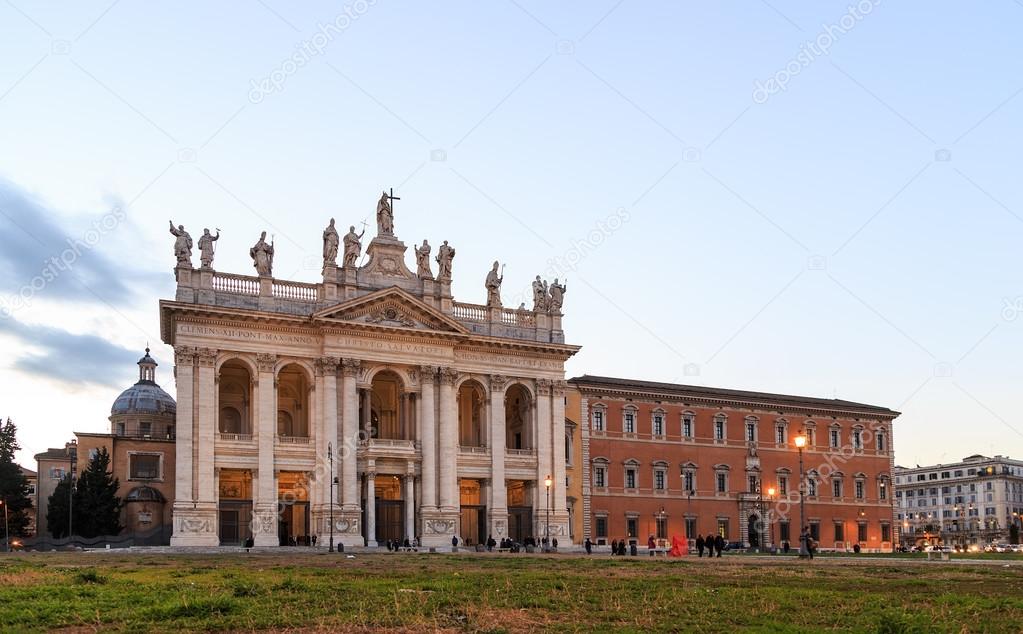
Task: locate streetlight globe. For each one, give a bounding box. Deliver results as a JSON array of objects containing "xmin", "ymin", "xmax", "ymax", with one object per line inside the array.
[
  {"xmin": 794, "ymin": 435, "xmax": 807, "ymax": 448},
  {"xmin": 767, "ymin": 487, "xmax": 776, "ymax": 497},
  {"xmin": 544, "ymin": 475, "xmax": 552, "ymax": 489}
]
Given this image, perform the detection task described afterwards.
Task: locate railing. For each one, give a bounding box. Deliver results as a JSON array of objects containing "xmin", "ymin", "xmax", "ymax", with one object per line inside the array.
[
  {"xmin": 459, "ymin": 445, "xmax": 490, "ymax": 455},
  {"xmin": 452, "ymin": 301, "xmax": 488, "ymax": 322},
  {"xmin": 501, "ymin": 308, "xmax": 535, "ymax": 327},
  {"xmin": 273, "ymin": 280, "xmax": 318, "ymax": 302},
  {"xmin": 115, "ymin": 430, "xmax": 175, "ymax": 441},
  {"xmin": 219, "ymin": 433, "xmax": 253, "ymax": 442},
  {"xmin": 506, "ymin": 448, "xmax": 536, "ymax": 457},
  {"xmin": 277, "ymin": 435, "xmax": 310, "ymax": 444},
  {"xmin": 366, "ymin": 438, "xmax": 416, "ymax": 450},
  {"xmin": 212, "ymin": 272, "xmax": 260, "ymax": 296}
]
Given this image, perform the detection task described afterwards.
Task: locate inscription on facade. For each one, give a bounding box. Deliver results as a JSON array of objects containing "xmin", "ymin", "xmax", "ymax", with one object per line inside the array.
[
  {"xmin": 330, "ymin": 336, "xmax": 450, "ymax": 359},
  {"xmin": 178, "ymin": 323, "xmax": 317, "ymax": 345},
  {"xmin": 456, "ymin": 351, "xmax": 561, "ymax": 370}
]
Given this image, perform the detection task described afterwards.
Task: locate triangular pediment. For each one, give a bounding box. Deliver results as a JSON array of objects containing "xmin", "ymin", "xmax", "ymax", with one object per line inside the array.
[{"xmin": 312, "ymin": 287, "xmax": 469, "ymax": 334}]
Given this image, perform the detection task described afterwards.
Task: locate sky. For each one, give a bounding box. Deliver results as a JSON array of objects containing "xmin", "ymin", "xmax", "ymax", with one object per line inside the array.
[{"xmin": 1, "ymin": 1, "xmax": 1021, "ymax": 470}]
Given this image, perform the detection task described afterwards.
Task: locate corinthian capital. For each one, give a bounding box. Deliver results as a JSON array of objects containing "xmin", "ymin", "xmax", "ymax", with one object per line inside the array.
[
  {"xmin": 341, "ymin": 358, "xmax": 362, "ymax": 377},
  {"xmin": 553, "ymin": 379, "xmax": 568, "ymax": 397},
  {"xmin": 537, "ymin": 378, "xmax": 553, "ymax": 396},
  {"xmin": 315, "ymin": 356, "xmax": 340, "ymax": 376},
  {"xmin": 438, "ymin": 367, "xmax": 460, "ymax": 385},
  {"xmin": 174, "ymin": 345, "xmax": 197, "ymax": 366},
  {"xmin": 196, "ymin": 347, "xmax": 218, "ymax": 368},
  {"xmin": 489, "ymin": 374, "xmax": 509, "ymax": 392},
  {"xmin": 255, "ymin": 353, "xmax": 277, "ymax": 373}
]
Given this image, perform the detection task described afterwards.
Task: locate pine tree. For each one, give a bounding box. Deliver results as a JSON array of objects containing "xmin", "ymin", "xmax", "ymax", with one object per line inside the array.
[
  {"xmin": 0, "ymin": 418, "xmax": 32, "ymax": 537},
  {"xmin": 72, "ymin": 446, "xmax": 122, "ymax": 538},
  {"xmin": 45, "ymin": 473, "xmax": 73, "ymax": 539}
]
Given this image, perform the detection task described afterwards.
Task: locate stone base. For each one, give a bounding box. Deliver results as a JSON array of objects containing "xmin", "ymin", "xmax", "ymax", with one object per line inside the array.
[
  {"xmin": 488, "ymin": 509, "xmax": 509, "ymax": 540},
  {"xmin": 170, "ymin": 503, "xmax": 219, "ymax": 547},
  {"xmin": 251, "ymin": 504, "xmax": 279, "ymax": 547},
  {"xmin": 536, "ymin": 510, "xmax": 571, "ymax": 545},
  {"xmin": 420, "ymin": 508, "xmax": 458, "ymax": 549}
]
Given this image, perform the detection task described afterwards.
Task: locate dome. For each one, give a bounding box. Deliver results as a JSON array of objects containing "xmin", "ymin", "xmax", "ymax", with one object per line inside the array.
[
  {"xmin": 125, "ymin": 485, "xmax": 166, "ymax": 503},
  {"xmin": 110, "ymin": 348, "xmax": 176, "ymax": 416}
]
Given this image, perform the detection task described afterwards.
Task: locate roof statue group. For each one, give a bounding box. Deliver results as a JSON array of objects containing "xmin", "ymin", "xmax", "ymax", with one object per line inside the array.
[{"xmin": 168, "ymin": 190, "xmax": 565, "ymax": 313}]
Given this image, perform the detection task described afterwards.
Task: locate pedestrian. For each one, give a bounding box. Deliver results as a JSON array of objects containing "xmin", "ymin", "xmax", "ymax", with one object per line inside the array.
[
  {"xmin": 311, "ymin": 534, "xmax": 317, "ymax": 547},
  {"xmin": 552, "ymin": 538, "xmax": 558, "ymax": 549},
  {"xmin": 610, "ymin": 539, "xmax": 618, "ymax": 556},
  {"xmin": 647, "ymin": 535, "xmax": 656, "ymax": 553},
  {"xmin": 487, "ymin": 534, "xmax": 496, "ymax": 552},
  {"xmin": 715, "ymin": 534, "xmax": 724, "ymax": 557},
  {"xmin": 452, "ymin": 535, "xmax": 459, "ymax": 551},
  {"xmin": 619, "ymin": 540, "xmax": 627, "ymax": 556},
  {"xmin": 696, "ymin": 534, "xmax": 705, "ymax": 558},
  {"xmin": 585, "ymin": 537, "xmax": 592, "ymax": 555}
]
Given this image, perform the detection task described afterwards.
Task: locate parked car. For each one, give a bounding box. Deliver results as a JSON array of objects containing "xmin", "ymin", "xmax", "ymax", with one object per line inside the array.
[{"xmin": 723, "ymin": 541, "xmax": 745, "ymax": 551}]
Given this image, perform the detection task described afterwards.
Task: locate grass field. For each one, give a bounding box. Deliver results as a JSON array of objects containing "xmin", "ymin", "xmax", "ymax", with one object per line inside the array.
[{"xmin": 1, "ymin": 551, "xmax": 1022, "ymax": 632}]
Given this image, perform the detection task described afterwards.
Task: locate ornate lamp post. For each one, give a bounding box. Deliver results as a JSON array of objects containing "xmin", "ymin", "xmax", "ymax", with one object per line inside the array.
[
  {"xmin": 68, "ymin": 441, "xmax": 77, "ymax": 543},
  {"xmin": 328, "ymin": 442, "xmax": 335, "ymax": 553},
  {"xmin": 765, "ymin": 486, "xmax": 776, "ymax": 551},
  {"xmin": 794, "ymin": 432, "xmax": 808, "ymax": 558},
  {"xmin": 544, "ymin": 474, "xmax": 552, "ymax": 552}
]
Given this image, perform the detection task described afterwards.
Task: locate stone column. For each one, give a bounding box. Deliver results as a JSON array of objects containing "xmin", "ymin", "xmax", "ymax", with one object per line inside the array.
[
  {"xmin": 339, "ymin": 358, "xmax": 362, "ymax": 547},
  {"xmin": 438, "ymin": 367, "xmax": 459, "ymax": 512},
  {"xmin": 171, "ymin": 346, "xmax": 218, "ymax": 546},
  {"xmin": 535, "ymin": 379, "xmax": 553, "ymax": 539},
  {"xmin": 551, "ymin": 380, "xmax": 570, "ymax": 541},
  {"xmin": 365, "ymin": 465, "xmax": 377, "ymax": 547},
  {"xmin": 360, "ymin": 387, "xmax": 372, "ymax": 436},
  {"xmin": 253, "ymin": 353, "xmax": 279, "ymax": 547},
  {"xmin": 488, "ymin": 375, "xmax": 509, "ymax": 539},
  {"xmin": 419, "ymin": 366, "xmax": 437, "ymax": 510},
  {"xmin": 196, "ymin": 349, "xmax": 217, "ymax": 506},
  {"xmin": 313, "ymin": 357, "xmax": 338, "ymax": 539},
  {"xmin": 404, "ymin": 463, "xmax": 416, "ymax": 542}
]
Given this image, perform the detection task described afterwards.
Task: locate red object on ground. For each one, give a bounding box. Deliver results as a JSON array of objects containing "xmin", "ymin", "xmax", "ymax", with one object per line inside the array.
[{"xmin": 670, "ymin": 535, "xmax": 689, "ymax": 557}]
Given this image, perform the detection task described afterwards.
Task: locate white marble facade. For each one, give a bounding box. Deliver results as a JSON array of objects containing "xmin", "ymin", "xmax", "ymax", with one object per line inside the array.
[{"xmin": 162, "ymin": 203, "xmax": 578, "ymax": 548}]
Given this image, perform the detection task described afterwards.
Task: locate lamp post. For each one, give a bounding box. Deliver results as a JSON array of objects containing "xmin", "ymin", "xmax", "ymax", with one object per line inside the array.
[
  {"xmin": 794, "ymin": 432, "xmax": 808, "ymax": 558},
  {"xmin": 1, "ymin": 498, "xmax": 8, "ymax": 553},
  {"xmin": 68, "ymin": 442, "xmax": 77, "ymax": 543},
  {"xmin": 765, "ymin": 486, "xmax": 775, "ymax": 552},
  {"xmin": 328, "ymin": 442, "xmax": 335, "ymax": 553},
  {"xmin": 544, "ymin": 474, "xmax": 552, "ymax": 553}
]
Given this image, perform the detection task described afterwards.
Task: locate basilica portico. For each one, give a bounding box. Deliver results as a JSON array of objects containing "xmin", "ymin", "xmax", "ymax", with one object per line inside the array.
[{"xmin": 161, "ymin": 192, "xmax": 578, "ymax": 548}]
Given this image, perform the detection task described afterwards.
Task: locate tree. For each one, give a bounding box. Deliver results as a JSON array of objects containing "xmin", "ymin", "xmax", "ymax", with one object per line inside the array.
[
  {"xmin": 45, "ymin": 473, "xmax": 73, "ymax": 539},
  {"xmin": 1010, "ymin": 523, "xmax": 1020, "ymax": 546},
  {"xmin": 0, "ymin": 418, "xmax": 32, "ymax": 537},
  {"xmin": 72, "ymin": 446, "xmax": 122, "ymax": 538}
]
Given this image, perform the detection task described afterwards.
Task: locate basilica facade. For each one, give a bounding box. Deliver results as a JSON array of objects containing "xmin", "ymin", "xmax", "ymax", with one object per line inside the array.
[{"xmin": 161, "ymin": 193, "xmax": 579, "ymax": 547}]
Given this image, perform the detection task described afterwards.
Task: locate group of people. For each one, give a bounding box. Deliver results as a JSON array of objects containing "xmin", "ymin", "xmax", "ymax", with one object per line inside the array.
[
  {"xmin": 384, "ymin": 538, "xmax": 420, "ymax": 552},
  {"xmin": 694, "ymin": 534, "xmax": 727, "ymax": 557}
]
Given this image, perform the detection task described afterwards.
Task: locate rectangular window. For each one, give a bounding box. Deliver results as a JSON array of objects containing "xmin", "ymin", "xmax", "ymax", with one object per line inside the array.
[
  {"xmin": 748, "ymin": 475, "xmax": 758, "ymax": 493},
  {"xmin": 593, "ymin": 410, "xmax": 604, "ymax": 431},
  {"xmin": 855, "ymin": 481, "xmax": 865, "ymax": 500},
  {"xmin": 685, "ymin": 517, "xmax": 696, "ymax": 538},
  {"xmin": 716, "ymin": 472, "xmax": 727, "ymax": 493},
  {"xmin": 626, "ymin": 518, "xmax": 638, "ymax": 539},
  {"xmin": 595, "ymin": 517, "xmax": 607, "ymax": 538},
  {"xmin": 779, "ymin": 476, "xmax": 788, "ymax": 495},
  {"xmin": 833, "ymin": 479, "xmax": 843, "ymax": 498},
  {"xmin": 852, "ymin": 430, "xmax": 862, "ymax": 450},
  {"xmin": 656, "ymin": 517, "xmax": 667, "ymax": 539},
  {"xmin": 683, "ymin": 471, "xmax": 694, "ymax": 494},
  {"xmin": 807, "ymin": 428, "xmax": 816, "ymax": 447},
  {"xmin": 776, "ymin": 425, "xmax": 786, "ymax": 444},
  {"xmin": 594, "ymin": 467, "xmax": 606, "ymax": 488},
  {"xmin": 653, "ymin": 415, "xmax": 664, "ymax": 437},
  {"xmin": 879, "ymin": 481, "xmax": 887, "ymax": 501},
  {"xmin": 139, "ymin": 421, "xmax": 152, "ymax": 436},
  {"xmin": 779, "ymin": 521, "xmax": 790, "ymax": 542},
  {"xmin": 624, "ymin": 413, "xmax": 635, "ymax": 434},
  {"xmin": 129, "ymin": 453, "xmax": 160, "ymax": 480},
  {"xmin": 50, "ymin": 467, "xmax": 65, "ymax": 480},
  {"xmin": 625, "ymin": 469, "xmax": 637, "ymax": 489},
  {"xmin": 746, "ymin": 423, "xmax": 756, "ymax": 442},
  {"xmin": 717, "ymin": 519, "xmax": 729, "ymax": 539},
  {"xmin": 829, "ymin": 429, "xmax": 840, "ymax": 448},
  {"xmin": 877, "ymin": 432, "xmax": 886, "ymax": 452},
  {"xmin": 857, "ymin": 523, "xmax": 867, "ymax": 542},
  {"xmin": 654, "ymin": 470, "xmax": 666, "ymax": 491},
  {"xmin": 881, "ymin": 524, "xmax": 891, "ymax": 542},
  {"xmin": 682, "ymin": 415, "xmax": 693, "ymax": 438},
  {"xmin": 808, "ymin": 479, "xmax": 818, "ymax": 497},
  {"xmin": 714, "ymin": 420, "xmax": 724, "ymax": 441},
  {"xmin": 116, "ymin": 422, "xmax": 125, "ymax": 436},
  {"xmin": 809, "ymin": 523, "xmax": 820, "ymax": 541},
  {"xmin": 834, "ymin": 522, "xmax": 844, "ymax": 542}
]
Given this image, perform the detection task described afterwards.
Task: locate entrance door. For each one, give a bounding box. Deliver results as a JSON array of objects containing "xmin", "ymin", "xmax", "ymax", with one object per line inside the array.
[
  {"xmin": 460, "ymin": 506, "xmax": 486, "ymax": 546},
  {"xmin": 508, "ymin": 507, "xmax": 533, "ymax": 543},
  {"xmin": 748, "ymin": 514, "xmax": 760, "ymax": 549},
  {"xmin": 278, "ymin": 501, "xmax": 310, "ymax": 545},
  {"xmin": 376, "ymin": 500, "xmax": 404, "ymax": 543},
  {"xmin": 219, "ymin": 510, "xmax": 239, "ymax": 546}
]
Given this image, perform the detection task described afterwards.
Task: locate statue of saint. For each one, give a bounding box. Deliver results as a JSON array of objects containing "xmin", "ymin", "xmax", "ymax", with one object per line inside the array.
[
  {"xmin": 377, "ymin": 191, "xmax": 394, "ymax": 236},
  {"xmin": 436, "ymin": 240, "xmax": 455, "ymax": 280},
  {"xmin": 485, "ymin": 261, "xmax": 503, "ymax": 308},
  {"xmin": 322, "ymin": 218, "xmax": 339, "ymax": 266},
  {"xmin": 168, "ymin": 220, "xmax": 193, "ymax": 266},
  {"xmin": 548, "ymin": 278, "xmax": 567, "ymax": 313},
  {"xmin": 532, "ymin": 275, "xmax": 548, "ymax": 312},
  {"xmin": 415, "ymin": 239, "xmax": 433, "ymax": 279},
  {"xmin": 198, "ymin": 228, "xmax": 219, "ymax": 269},
  {"xmin": 342, "ymin": 225, "xmax": 365, "ymax": 268},
  {"xmin": 250, "ymin": 231, "xmax": 274, "ymax": 277}
]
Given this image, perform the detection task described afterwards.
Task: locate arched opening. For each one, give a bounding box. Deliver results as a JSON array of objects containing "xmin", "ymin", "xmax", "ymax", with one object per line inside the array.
[
  {"xmin": 458, "ymin": 380, "xmax": 486, "ymax": 447},
  {"xmin": 277, "ymin": 364, "xmax": 310, "ymax": 439},
  {"xmin": 369, "ymin": 370, "xmax": 408, "ymax": 440},
  {"xmin": 218, "ymin": 360, "xmax": 252, "ymax": 438},
  {"xmin": 505, "ymin": 384, "xmax": 532, "ymax": 451}
]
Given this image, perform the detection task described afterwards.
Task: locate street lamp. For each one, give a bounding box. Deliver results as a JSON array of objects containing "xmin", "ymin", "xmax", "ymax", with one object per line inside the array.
[
  {"xmin": 794, "ymin": 432, "xmax": 808, "ymax": 558},
  {"xmin": 765, "ymin": 487, "xmax": 775, "ymax": 551},
  {"xmin": 544, "ymin": 474, "xmax": 552, "ymax": 552},
  {"xmin": 68, "ymin": 442, "xmax": 77, "ymax": 543},
  {"xmin": 328, "ymin": 442, "xmax": 335, "ymax": 553}
]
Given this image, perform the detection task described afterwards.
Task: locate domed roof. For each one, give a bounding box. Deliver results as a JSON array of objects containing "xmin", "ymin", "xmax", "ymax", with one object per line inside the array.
[
  {"xmin": 110, "ymin": 348, "xmax": 176, "ymax": 416},
  {"xmin": 125, "ymin": 485, "xmax": 166, "ymax": 503}
]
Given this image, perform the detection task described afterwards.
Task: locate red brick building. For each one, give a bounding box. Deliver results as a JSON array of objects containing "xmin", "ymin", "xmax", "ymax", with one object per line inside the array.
[{"xmin": 568, "ymin": 376, "xmax": 899, "ymax": 552}]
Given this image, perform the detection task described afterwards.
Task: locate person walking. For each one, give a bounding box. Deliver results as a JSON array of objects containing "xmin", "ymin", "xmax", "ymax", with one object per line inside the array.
[
  {"xmin": 715, "ymin": 534, "xmax": 725, "ymax": 558},
  {"xmin": 584, "ymin": 537, "xmax": 593, "ymax": 555},
  {"xmin": 610, "ymin": 539, "xmax": 618, "ymax": 556},
  {"xmin": 696, "ymin": 534, "xmax": 705, "ymax": 558}
]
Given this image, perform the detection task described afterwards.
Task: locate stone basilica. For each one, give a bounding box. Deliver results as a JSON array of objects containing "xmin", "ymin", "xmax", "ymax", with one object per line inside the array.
[{"xmin": 162, "ymin": 192, "xmax": 578, "ymax": 547}]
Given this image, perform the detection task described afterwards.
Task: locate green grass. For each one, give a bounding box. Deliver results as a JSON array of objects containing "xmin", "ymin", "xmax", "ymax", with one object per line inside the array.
[{"xmin": 0, "ymin": 552, "xmax": 1021, "ymax": 632}]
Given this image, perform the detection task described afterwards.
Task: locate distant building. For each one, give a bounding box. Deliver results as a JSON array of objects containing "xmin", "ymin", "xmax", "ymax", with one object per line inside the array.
[
  {"xmin": 19, "ymin": 466, "xmax": 37, "ymax": 536},
  {"xmin": 894, "ymin": 455, "xmax": 1023, "ymax": 549},
  {"xmin": 569, "ymin": 375, "xmax": 899, "ymax": 552},
  {"xmin": 33, "ymin": 444, "xmax": 74, "ymax": 536}
]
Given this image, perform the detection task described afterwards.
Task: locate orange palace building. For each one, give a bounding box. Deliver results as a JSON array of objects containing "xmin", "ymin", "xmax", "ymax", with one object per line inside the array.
[{"xmin": 568, "ymin": 376, "xmax": 899, "ymax": 552}]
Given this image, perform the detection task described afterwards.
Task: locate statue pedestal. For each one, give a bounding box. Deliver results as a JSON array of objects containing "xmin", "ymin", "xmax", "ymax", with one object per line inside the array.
[
  {"xmin": 257, "ymin": 276, "xmax": 275, "ymax": 311},
  {"xmin": 322, "ymin": 264, "xmax": 338, "ymax": 302},
  {"xmin": 421, "ymin": 278, "xmax": 436, "ymax": 309},
  {"xmin": 170, "ymin": 502, "xmax": 219, "ymax": 547},
  {"xmin": 420, "ymin": 508, "xmax": 459, "ymax": 549},
  {"xmin": 341, "ymin": 266, "xmax": 358, "ymax": 300},
  {"xmin": 175, "ymin": 265, "xmax": 196, "ymax": 302},
  {"xmin": 197, "ymin": 268, "xmax": 215, "ymax": 304}
]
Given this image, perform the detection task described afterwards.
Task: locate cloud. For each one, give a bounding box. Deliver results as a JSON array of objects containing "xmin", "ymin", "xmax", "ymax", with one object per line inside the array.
[
  {"xmin": 0, "ymin": 317, "xmax": 140, "ymax": 388},
  {"xmin": 0, "ymin": 177, "xmax": 154, "ymax": 311}
]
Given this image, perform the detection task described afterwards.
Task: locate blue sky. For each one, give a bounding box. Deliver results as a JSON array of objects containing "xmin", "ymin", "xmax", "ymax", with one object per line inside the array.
[{"xmin": 1, "ymin": 1, "xmax": 1021, "ymax": 469}]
